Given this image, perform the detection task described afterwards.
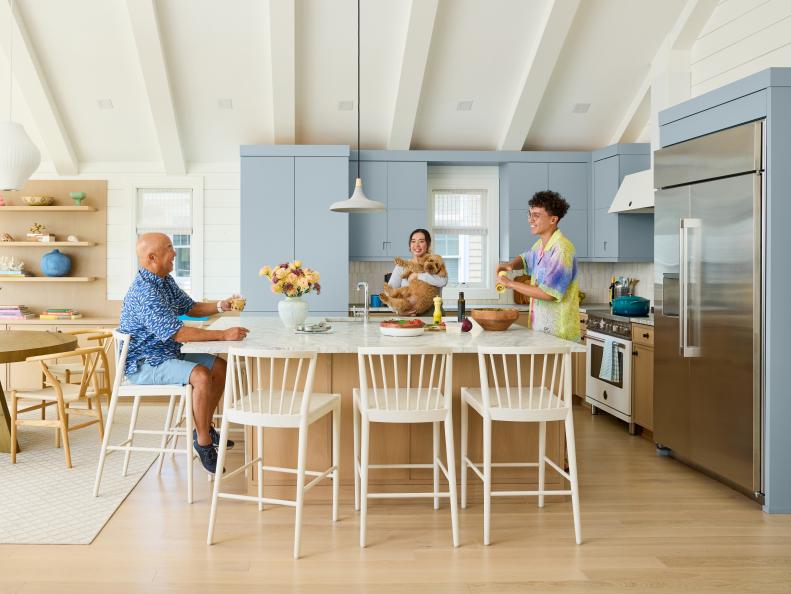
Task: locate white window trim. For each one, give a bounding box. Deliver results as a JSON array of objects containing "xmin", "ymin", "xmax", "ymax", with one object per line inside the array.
[
  {"xmin": 129, "ymin": 176, "xmax": 205, "ymax": 300},
  {"xmin": 428, "ymin": 166, "xmax": 499, "ymax": 300}
]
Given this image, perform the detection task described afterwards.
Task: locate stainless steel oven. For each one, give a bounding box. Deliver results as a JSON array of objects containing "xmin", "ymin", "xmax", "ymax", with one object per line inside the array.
[{"xmin": 585, "ymin": 310, "xmax": 634, "ymax": 430}]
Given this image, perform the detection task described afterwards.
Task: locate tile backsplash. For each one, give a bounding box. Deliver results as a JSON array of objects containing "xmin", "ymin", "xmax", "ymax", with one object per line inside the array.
[{"xmin": 350, "ymin": 260, "xmax": 654, "ymax": 306}]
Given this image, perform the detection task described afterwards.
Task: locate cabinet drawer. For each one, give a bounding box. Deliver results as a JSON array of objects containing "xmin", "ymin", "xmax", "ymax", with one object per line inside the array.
[{"xmin": 632, "ymin": 324, "xmax": 654, "ymax": 347}]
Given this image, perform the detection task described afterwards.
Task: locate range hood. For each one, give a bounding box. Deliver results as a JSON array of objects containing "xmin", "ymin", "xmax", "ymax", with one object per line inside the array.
[{"xmin": 608, "ymin": 169, "xmax": 654, "ymax": 213}]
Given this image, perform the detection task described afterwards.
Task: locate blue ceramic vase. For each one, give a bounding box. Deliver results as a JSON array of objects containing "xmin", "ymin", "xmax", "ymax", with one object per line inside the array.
[{"xmin": 40, "ymin": 249, "xmax": 72, "ymax": 277}]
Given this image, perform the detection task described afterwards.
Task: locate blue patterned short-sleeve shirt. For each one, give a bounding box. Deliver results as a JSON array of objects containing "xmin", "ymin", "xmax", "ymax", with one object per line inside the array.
[{"xmin": 119, "ymin": 268, "xmax": 195, "ymax": 375}]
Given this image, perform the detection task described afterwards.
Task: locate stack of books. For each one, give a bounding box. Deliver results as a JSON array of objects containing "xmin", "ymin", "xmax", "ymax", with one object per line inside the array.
[
  {"xmin": 0, "ymin": 269, "xmax": 32, "ymax": 277},
  {"xmin": 0, "ymin": 305, "xmax": 35, "ymax": 320},
  {"xmin": 39, "ymin": 308, "xmax": 83, "ymax": 320}
]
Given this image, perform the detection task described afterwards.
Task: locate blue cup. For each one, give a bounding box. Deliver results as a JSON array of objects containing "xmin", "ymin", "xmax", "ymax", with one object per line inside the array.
[{"xmin": 370, "ymin": 294, "xmax": 382, "ymax": 308}]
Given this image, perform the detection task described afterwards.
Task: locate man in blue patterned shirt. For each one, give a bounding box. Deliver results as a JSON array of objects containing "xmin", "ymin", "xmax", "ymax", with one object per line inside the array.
[{"xmin": 120, "ymin": 233, "xmax": 249, "ymax": 474}]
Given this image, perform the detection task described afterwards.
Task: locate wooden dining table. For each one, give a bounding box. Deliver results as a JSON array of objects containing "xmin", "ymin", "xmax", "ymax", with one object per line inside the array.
[{"xmin": 0, "ymin": 331, "xmax": 78, "ymax": 453}]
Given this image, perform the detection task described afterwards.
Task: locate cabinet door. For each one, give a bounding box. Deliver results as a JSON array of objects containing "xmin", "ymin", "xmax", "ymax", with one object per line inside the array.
[
  {"xmin": 561, "ymin": 209, "xmax": 588, "ymax": 259},
  {"xmin": 388, "ymin": 161, "xmax": 427, "ymax": 209},
  {"xmin": 594, "ymin": 208, "xmax": 619, "ymax": 258},
  {"xmin": 387, "ymin": 209, "xmax": 428, "ymax": 258},
  {"xmin": 632, "ymin": 345, "xmax": 654, "ymax": 431},
  {"xmin": 505, "ymin": 163, "xmax": 549, "ymax": 211},
  {"xmin": 508, "ymin": 210, "xmax": 535, "ymax": 259},
  {"xmin": 241, "ymin": 157, "xmax": 295, "ymax": 312},
  {"xmin": 548, "ymin": 162, "xmax": 589, "ymax": 211},
  {"xmin": 295, "ymin": 157, "xmax": 349, "ymax": 313},
  {"xmin": 349, "ymin": 161, "xmax": 388, "ymax": 259},
  {"xmin": 593, "ymin": 156, "xmax": 619, "ymax": 210}
]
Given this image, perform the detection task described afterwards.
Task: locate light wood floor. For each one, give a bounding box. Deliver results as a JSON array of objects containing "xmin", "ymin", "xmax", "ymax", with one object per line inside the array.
[{"xmin": 2, "ymin": 405, "xmax": 791, "ymax": 594}]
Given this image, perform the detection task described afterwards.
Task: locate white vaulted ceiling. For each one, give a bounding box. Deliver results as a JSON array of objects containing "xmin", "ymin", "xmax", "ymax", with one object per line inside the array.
[{"xmin": 0, "ymin": 0, "xmax": 688, "ymax": 173}]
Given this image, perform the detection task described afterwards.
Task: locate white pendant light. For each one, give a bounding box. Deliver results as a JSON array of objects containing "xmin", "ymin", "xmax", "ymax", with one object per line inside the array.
[
  {"xmin": 330, "ymin": 0, "xmax": 385, "ymax": 213},
  {"xmin": 0, "ymin": 0, "xmax": 40, "ymax": 191}
]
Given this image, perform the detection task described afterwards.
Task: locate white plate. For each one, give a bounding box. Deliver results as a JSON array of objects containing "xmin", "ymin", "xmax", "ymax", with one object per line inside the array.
[{"xmin": 379, "ymin": 326, "xmax": 425, "ymax": 337}]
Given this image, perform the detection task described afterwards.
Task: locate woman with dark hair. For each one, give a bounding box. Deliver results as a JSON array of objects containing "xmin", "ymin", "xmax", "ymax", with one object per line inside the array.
[
  {"xmin": 496, "ymin": 190, "xmax": 580, "ymax": 341},
  {"xmin": 386, "ymin": 228, "xmax": 447, "ymax": 315}
]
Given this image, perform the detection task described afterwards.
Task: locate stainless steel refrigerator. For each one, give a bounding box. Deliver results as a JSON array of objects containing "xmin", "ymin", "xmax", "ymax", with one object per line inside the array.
[{"xmin": 654, "ymin": 120, "xmax": 764, "ymax": 501}]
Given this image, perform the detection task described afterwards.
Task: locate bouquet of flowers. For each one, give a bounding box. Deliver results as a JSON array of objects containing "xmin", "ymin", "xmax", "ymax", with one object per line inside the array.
[{"xmin": 259, "ymin": 260, "xmax": 320, "ymax": 298}]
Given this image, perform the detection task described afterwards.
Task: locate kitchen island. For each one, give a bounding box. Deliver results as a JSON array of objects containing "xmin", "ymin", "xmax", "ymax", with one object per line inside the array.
[{"xmin": 183, "ymin": 316, "xmax": 585, "ymax": 501}]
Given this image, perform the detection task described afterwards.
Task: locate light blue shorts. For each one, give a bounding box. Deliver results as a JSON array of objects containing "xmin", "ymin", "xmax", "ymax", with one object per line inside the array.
[{"xmin": 126, "ymin": 353, "xmax": 218, "ymax": 386}]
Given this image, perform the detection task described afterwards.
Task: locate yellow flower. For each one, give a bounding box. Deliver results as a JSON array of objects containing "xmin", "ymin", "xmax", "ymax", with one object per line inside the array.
[
  {"xmin": 272, "ymin": 283, "xmax": 282, "ymax": 293},
  {"xmin": 293, "ymin": 260, "xmax": 302, "ymax": 268},
  {"xmin": 259, "ymin": 265, "xmax": 271, "ymax": 277}
]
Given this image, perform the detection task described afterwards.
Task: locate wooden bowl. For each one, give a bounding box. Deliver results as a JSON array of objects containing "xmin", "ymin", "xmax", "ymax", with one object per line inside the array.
[
  {"xmin": 470, "ymin": 308, "xmax": 520, "ymax": 331},
  {"xmin": 21, "ymin": 195, "xmax": 55, "ymax": 206}
]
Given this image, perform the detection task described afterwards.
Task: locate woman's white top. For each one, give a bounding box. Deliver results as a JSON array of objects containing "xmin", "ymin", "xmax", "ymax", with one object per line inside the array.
[{"xmin": 387, "ymin": 262, "xmax": 448, "ymax": 290}]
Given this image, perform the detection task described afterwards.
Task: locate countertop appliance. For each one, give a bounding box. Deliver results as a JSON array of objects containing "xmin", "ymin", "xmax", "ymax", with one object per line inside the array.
[
  {"xmin": 585, "ymin": 309, "xmax": 636, "ymax": 433},
  {"xmin": 654, "ymin": 120, "xmax": 764, "ymax": 502}
]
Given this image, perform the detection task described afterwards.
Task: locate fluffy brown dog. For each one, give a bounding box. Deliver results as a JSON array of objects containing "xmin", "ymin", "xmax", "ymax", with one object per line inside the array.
[{"xmin": 380, "ymin": 254, "xmax": 447, "ymax": 315}]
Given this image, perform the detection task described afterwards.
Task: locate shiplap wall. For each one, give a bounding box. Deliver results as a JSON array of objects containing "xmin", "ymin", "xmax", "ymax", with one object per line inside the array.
[
  {"xmin": 32, "ymin": 166, "xmax": 241, "ymax": 302},
  {"xmin": 691, "ymin": 0, "xmax": 791, "ymax": 96}
]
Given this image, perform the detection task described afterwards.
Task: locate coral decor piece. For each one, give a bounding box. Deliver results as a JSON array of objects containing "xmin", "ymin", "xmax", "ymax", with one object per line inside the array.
[
  {"xmin": 259, "ymin": 260, "xmax": 321, "ymax": 298},
  {"xmin": 0, "ymin": 256, "xmax": 25, "ymax": 271}
]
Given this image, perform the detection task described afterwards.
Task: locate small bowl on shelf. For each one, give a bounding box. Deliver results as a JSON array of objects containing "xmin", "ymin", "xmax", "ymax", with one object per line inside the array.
[
  {"xmin": 21, "ymin": 195, "xmax": 55, "ymax": 206},
  {"xmin": 470, "ymin": 308, "xmax": 520, "ymax": 331}
]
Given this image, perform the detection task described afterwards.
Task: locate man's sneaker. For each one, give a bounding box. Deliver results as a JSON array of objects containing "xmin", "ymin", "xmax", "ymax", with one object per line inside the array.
[
  {"xmin": 193, "ymin": 440, "xmax": 224, "ymax": 475},
  {"xmin": 192, "ymin": 426, "xmax": 235, "ymax": 450}
]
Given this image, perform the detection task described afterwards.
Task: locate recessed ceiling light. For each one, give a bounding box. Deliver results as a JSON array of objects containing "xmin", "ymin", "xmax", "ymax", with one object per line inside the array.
[
  {"xmin": 456, "ymin": 100, "xmax": 473, "ymax": 112},
  {"xmin": 572, "ymin": 102, "xmax": 591, "ymax": 114},
  {"xmin": 338, "ymin": 100, "xmax": 355, "ymax": 111},
  {"xmin": 218, "ymin": 98, "xmax": 234, "ymax": 110},
  {"xmin": 96, "ymin": 99, "xmax": 114, "ymax": 110}
]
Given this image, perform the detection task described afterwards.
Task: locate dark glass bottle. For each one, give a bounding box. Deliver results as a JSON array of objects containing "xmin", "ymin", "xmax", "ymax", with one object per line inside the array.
[{"xmin": 457, "ymin": 291, "xmax": 466, "ymax": 322}]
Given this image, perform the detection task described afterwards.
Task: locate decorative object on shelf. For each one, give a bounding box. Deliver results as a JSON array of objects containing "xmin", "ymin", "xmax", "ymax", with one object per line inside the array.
[
  {"xmin": 0, "ymin": 195, "xmax": 5, "ymax": 206},
  {"xmin": 1, "ymin": 233, "xmax": 13, "ymax": 242},
  {"xmin": 470, "ymin": 308, "xmax": 520, "ymax": 331},
  {"xmin": 69, "ymin": 191, "xmax": 86, "ymax": 206},
  {"xmin": 0, "ymin": 0, "xmax": 41, "ymax": 191},
  {"xmin": 259, "ymin": 260, "xmax": 321, "ymax": 328},
  {"xmin": 27, "ymin": 222, "xmax": 45, "ymax": 235},
  {"xmin": 37, "ymin": 234, "xmax": 55, "ymax": 243},
  {"xmin": 0, "ymin": 255, "xmax": 28, "ymax": 276},
  {"xmin": 21, "ymin": 195, "xmax": 55, "ymax": 206},
  {"xmin": 329, "ymin": 0, "xmax": 385, "ymax": 213},
  {"xmin": 66, "ymin": 234, "xmax": 80, "ymax": 242},
  {"xmin": 40, "ymin": 248, "xmax": 72, "ymax": 277}
]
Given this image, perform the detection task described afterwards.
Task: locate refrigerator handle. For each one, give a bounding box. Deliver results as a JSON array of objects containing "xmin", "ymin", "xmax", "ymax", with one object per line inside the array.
[{"xmin": 680, "ymin": 218, "xmax": 702, "ymax": 358}]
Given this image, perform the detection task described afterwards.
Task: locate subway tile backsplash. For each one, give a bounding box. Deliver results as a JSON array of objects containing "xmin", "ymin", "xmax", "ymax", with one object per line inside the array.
[{"xmin": 349, "ymin": 260, "xmax": 654, "ymax": 306}]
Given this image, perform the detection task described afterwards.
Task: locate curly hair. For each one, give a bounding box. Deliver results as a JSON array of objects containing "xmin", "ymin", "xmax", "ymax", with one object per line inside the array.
[{"xmin": 529, "ymin": 190, "xmax": 570, "ymax": 220}]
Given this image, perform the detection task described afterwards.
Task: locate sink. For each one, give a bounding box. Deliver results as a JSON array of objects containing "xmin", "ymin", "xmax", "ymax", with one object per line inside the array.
[{"xmin": 324, "ymin": 316, "xmax": 365, "ymax": 323}]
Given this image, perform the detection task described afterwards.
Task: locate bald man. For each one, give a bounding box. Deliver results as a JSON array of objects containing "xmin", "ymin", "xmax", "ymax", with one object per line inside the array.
[{"xmin": 119, "ymin": 233, "xmax": 249, "ymax": 475}]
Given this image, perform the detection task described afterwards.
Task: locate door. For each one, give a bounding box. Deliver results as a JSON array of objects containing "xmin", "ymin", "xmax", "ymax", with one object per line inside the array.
[
  {"xmin": 687, "ymin": 173, "xmax": 760, "ymax": 493},
  {"xmin": 653, "ymin": 185, "xmax": 691, "ymax": 453}
]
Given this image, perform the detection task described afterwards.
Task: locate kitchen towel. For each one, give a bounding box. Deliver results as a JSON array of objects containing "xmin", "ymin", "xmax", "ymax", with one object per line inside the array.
[{"xmin": 598, "ymin": 338, "xmax": 621, "ymax": 383}]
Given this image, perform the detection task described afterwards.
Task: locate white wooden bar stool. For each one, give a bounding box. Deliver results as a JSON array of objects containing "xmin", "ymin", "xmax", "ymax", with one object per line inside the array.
[
  {"xmin": 207, "ymin": 348, "xmax": 340, "ymax": 559},
  {"xmin": 93, "ymin": 330, "xmax": 195, "ymax": 503},
  {"xmin": 460, "ymin": 345, "xmax": 581, "ymax": 545},
  {"xmin": 354, "ymin": 346, "xmax": 459, "ymax": 548}
]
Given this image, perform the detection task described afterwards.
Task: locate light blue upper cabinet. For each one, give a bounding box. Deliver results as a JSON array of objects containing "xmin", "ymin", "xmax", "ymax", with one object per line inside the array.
[
  {"xmin": 591, "ymin": 146, "xmax": 652, "ymax": 261},
  {"xmin": 241, "ymin": 156, "xmax": 295, "ymax": 313},
  {"xmin": 349, "ymin": 160, "xmax": 428, "ymax": 260},
  {"xmin": 549, "ymin": 162, "xmax": 590, "ymax": 258},
  {"xmin": 295, "ymin": 157, "xmax": 349, "ymax": 313},
  {"xmin": 349, "ymin": 161, "xmax": 388, "ymax": 259},
  {"xmin": 503, "ymin": 163, "xmax": 549, "ymax": 211}
]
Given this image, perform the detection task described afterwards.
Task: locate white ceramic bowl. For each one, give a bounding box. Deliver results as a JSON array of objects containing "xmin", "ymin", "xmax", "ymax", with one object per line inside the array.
[{"xmin": 379, "ymin": 326, "xmax": 425, "ymax": 337}]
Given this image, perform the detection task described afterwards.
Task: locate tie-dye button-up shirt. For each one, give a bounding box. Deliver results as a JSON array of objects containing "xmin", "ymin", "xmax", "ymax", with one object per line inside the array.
[
  {"xmin": 519, "ymin": 230, "xmax": 580, "ymax": 342},
  {"xmin": 119, "ymin": 268, "xmax": 195, "ymax": 375}
]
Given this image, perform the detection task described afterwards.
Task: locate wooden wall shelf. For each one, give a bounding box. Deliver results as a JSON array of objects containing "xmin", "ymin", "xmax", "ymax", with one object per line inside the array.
[
  {"xmin": 0, "ymin": 206, "xmax": 96, "ymax": 212},
  {"xmin": 0, "ymin": 242, "xmax": 95, "ymax": 247},
  {"xmin": 0, "ymin": 277, "xmax": 96, "ymax": 282}
]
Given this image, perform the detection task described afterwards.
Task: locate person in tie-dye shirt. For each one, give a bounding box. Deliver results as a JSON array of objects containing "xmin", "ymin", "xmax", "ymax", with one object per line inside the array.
[{"xmin": 496, "ymin": 191, "xmax": 580, "ymax": 342}]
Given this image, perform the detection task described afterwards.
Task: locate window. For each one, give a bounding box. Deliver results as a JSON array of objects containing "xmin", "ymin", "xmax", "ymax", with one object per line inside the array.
[
  {"xmin": 428, "ymin": 167, "xmax": 499, "ymax": 299},
  {"xmin": 136, "ymin": 188, "xmax": 197, "ymax": 295}
]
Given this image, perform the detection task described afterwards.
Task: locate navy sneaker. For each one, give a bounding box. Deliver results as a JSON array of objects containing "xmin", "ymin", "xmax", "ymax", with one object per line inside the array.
[
  {"xmin": 192, "ymin": 425, "xmax": 235, "ymax": 450},
  {"xmin": 193, "ymin": 440, "xmax": 223, "ymax": 475}
]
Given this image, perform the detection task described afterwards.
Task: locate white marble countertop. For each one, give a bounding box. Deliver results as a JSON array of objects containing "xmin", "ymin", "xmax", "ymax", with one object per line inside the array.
[{"xmin": 180, "ymin": 316, "xmax": 586, "ymax": 355}]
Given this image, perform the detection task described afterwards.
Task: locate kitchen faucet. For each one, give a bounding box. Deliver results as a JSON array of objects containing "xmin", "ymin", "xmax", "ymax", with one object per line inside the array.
[{"xmin": 355, "ymin": 281, "xmax": 369, "ymax": 322}]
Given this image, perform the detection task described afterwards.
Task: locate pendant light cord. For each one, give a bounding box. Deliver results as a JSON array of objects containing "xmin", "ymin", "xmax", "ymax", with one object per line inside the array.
[{"xmin": 356, "ymin": 0, "xmax": 360, "ymax": 180}]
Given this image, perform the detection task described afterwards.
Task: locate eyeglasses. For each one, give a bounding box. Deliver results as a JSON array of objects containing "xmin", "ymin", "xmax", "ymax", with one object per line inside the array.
[{"xmin": 527, "ymin": 212, "xmax": 545, "ymax": 221}]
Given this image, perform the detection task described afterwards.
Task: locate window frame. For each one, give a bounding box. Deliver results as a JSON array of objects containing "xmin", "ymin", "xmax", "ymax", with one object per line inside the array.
[
  {"xmin": 129, "ymin": 176, "xmax": 205, "ymax": 300},
  {"xmin": 428, "ymin": 166, "xmax": 500, "ymax": 300}
]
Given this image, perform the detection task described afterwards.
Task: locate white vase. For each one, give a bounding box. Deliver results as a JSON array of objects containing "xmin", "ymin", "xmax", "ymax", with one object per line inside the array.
[{"xmin": 278, "ymin": 296, "xmax": 309, "ymax": 329}]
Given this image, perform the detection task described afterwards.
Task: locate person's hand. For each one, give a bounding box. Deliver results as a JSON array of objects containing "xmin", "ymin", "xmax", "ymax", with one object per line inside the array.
[
  {"xmin": 495, "ymin": 273, "xmax": 515, "ymax": 289},
  {"xmin": 495, "ymin": 262, "xmax": 512, "ymax": 274},
  {"xmin": 223, "ymin": 327, "xmax": 249, "ymax": 341},
  {"xmin": 408, "ymin": 272, "xmax": 418, "ymax": 282},
  {"xmin": 218, "ymin": 294, "xmax": 242, "ymax": 312}
]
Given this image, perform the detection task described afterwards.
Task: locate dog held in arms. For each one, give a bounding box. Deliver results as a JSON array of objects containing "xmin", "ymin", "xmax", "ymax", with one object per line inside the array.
[{"xmin": 379, "ymin": 254, "xmax": 447, "ymax": 315}]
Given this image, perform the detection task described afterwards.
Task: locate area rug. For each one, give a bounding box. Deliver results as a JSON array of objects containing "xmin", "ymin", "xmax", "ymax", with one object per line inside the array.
[{"xmin": 0, "ymin": 404, "xmax": 168, "ymax": 544}]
